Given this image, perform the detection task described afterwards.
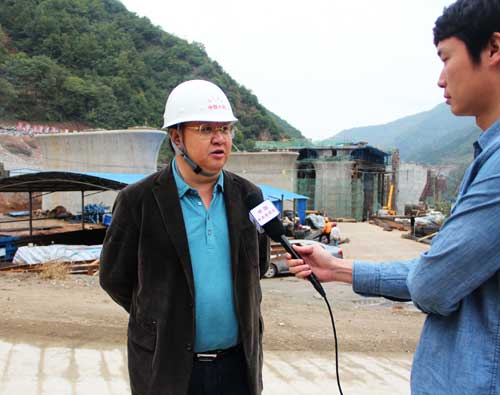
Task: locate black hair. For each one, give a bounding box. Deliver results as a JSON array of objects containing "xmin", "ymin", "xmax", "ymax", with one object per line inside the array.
[{"xmin": 433, "ymin": 0, "xmax": 500, "ymax": 63}]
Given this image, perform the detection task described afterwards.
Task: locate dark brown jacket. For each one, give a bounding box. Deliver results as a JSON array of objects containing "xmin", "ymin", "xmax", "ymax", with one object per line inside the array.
[{"xmin": 99, "ymin": 165, "xmax": 268, "ymax": 395}]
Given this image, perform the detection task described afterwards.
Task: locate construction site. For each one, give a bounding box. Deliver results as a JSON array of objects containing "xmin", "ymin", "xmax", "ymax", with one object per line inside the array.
[
  {"xmin": 0, "ymin": 124, "xmax": 449, "ymax": 269},
  {"xmin": 0, "ymin": 125, "xmax": 449, "ymax": 394}
]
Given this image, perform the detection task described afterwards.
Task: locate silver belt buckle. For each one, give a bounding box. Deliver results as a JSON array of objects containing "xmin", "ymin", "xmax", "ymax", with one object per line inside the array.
[{"xmin": 196, "ymin": 352, "xmax": 217, "ymax": 362}]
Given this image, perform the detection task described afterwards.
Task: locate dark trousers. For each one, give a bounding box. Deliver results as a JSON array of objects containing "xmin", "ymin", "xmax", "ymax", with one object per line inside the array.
[{"xmin": 188, "ymin": 346, "xmax": 250, "ymax": 395}]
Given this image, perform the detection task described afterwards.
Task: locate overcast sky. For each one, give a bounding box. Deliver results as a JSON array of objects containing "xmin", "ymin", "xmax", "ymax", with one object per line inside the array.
[{"xmin": 120, "ymin": 0, "xmax": 455, "ymax": 140}]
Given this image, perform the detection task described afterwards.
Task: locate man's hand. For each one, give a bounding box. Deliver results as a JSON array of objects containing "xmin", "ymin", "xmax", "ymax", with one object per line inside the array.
[{"xmin": 286, "ymin": 244, "xmax": 354, "ymax": 284}]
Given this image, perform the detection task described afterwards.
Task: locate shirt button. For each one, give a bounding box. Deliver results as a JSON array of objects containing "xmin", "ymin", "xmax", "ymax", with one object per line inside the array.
[
  {"xmin": 208, "ymin": 230, "xmax": 212, "ymax": 236},
  {"xmin": 185, "ymin": 343, "xmax": 193, "ymax": 351},
  {"xmin": 197, "ymin": 201, "xmax": 202, "ymax": 206}
]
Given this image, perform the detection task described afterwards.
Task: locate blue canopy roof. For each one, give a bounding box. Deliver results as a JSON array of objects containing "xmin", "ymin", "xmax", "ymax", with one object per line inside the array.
[
  {"xmin": 78, "ymin": 175, "xmax": 310, "ymax": 203},
  {"xmin": 0, "ymin": 171, "xmax": 307, "ymax": 202},
  {"xmin": 257, "ymin": 184, "xmax": 308, "ymax": 202},
  {"xmin": 77, "ymin": 172, "xmax": 149, "ymax": 185},
  {"xmin": 73, "ymin": 174, "xmax": 309, "ymax": 202},
  {"xmin": 0, "ymin": 170, "xmax": 312, "ymax": 223}
]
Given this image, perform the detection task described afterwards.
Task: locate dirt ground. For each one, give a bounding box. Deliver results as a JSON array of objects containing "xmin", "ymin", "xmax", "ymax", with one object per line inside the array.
[
  {"xmin": 0, "ymin": 222, "xmax": 429, "ymax": 353},
  {"xmin": 0, "ymin": 215, "xmax": 104, "ymax": 237}
]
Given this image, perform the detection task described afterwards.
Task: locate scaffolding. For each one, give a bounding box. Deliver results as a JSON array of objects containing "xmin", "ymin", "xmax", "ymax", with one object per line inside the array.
[{"xmin": 227, "ymin": 144, "xmax": 390, "ymax": 221}]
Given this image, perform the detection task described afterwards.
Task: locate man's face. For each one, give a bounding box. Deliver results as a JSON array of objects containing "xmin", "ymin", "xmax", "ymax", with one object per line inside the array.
[
  {"xmin": 178, "ymin": 122, "xmax": 233, "ymax": 174},
  {"xmin": 437, "ymin": 37, "xmax": 492, "ymax": 117}
]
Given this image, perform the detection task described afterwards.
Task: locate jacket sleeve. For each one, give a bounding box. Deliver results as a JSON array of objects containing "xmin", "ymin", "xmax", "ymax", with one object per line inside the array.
[
  {"xmin": 258, "ymin": 232, "xmax": 270, "ymax": 279},
  {"xmin": 99, "ymin": 190, "xmax": 139, "ymax": 313},
  {"xmin": 253, "ymin": 186, "xmax": 269, "ymax": 278}
]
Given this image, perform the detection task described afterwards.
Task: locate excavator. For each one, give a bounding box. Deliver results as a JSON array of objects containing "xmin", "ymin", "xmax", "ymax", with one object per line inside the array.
[{"xmin": 382, "ymin": 184, "xmax": 396, "ymax": 216}]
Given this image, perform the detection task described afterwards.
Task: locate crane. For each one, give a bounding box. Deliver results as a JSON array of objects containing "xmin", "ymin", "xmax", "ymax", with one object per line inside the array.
[{"xmin": 382, "ymin": 184, "xmax": 396, "ymax": 216}]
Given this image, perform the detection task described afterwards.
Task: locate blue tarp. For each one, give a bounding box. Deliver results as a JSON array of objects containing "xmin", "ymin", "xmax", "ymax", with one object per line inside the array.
[
  {"xmin": 75, "ymin": 172, "xmax": 149, "ymax": 186},
  {"xmin": 257, "ymin": 184, "xmax": 308, "ymax": 202},
  {"xmin": 70, "ymin": 174, "xmax": 311, "ymax": 215},
  {"xmin": 76, "ymin": 178, "xmax": 310, "ymax": 224},
  {"xmin": 2, "ymin": 170, "xmax": 310, "ymax": 225},
  {"xmin": 6, "ymin": 211, "xmax": 30, "ymax": 217},
  {"xmin": 257, "ymin": 184, "xmax": 308, "ymax": 224}
]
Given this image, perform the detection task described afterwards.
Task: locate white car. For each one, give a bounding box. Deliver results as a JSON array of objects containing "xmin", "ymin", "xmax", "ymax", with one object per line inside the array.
[{"xmin": 263, "ymin": 239, "xmax": 343, "ymax": 278}]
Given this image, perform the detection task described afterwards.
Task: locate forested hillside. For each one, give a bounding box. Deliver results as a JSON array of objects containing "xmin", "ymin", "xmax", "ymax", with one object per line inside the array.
[{"xmin": 0, "ymin": 0, "xmax": 303, "ymax": 152}]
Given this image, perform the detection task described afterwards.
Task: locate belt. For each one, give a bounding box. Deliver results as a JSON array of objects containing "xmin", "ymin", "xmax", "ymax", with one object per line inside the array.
[{"xmin": 194, "ymin": 344, "xmax": 242, "ymax": 362}]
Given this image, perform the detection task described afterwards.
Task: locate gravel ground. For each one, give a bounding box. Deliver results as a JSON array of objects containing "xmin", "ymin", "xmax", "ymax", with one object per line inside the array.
[{"xmin": 0, "ymin": 222, "xmax": 429, "ymax": 354}]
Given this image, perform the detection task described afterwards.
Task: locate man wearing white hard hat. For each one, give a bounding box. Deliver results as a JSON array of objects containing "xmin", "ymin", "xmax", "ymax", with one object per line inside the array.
[{"xmin": 100, "ymin": 80, "xmax": 268, "ymax": 395}]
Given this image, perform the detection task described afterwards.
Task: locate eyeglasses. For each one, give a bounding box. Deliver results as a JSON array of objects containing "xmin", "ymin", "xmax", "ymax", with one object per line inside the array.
[{"xmin": 183, "ymin": 124, "xmax": 235, "ymax": 139}]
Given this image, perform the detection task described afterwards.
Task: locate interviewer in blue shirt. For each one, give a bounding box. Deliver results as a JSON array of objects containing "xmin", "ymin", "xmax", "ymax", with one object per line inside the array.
[{"xmin": 287, "ymin": 1, "xmax": 500, "ymax": 394}]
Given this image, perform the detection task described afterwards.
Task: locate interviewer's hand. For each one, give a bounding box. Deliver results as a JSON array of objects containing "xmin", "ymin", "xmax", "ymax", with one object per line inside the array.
[{"xmin": 286, "ymin": 244, "xmax": 354, "ymax": 284}]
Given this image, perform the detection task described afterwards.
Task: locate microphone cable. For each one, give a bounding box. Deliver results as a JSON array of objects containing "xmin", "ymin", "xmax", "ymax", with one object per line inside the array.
[
  {"xmin": 244, "ymin": 193, "xmax": 345, "ymax": 393},
  {"xmin": 322, "ymin": 293, "xmax": 344, "ymax": 395}
]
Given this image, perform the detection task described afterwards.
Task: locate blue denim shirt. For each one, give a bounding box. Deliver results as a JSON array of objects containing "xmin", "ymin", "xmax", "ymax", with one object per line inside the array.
[{"xmin": 353, "ymin": 119, "xmax": 500, "ymax": 395}]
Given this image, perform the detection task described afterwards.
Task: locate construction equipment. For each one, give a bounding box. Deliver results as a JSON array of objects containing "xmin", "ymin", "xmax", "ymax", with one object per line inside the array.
[{"xmin": 382, "ymin": 184, "xmax": 396, "ymax": 216}]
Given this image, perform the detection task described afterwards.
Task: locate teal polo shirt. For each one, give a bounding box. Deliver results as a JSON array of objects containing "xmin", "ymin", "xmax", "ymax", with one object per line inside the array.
[{"xmin": 172, "ymin": 159, "xmax": 238, "ymax": 352}]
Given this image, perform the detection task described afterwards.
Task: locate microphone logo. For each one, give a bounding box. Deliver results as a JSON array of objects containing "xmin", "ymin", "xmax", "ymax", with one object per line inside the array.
[{"xmin": 249, "ymin": 200, "xmax": 280, "ymax": 231}]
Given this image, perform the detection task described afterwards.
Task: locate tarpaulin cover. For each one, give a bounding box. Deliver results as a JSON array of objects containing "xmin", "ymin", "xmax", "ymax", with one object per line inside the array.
[{"xmin": 13, "ymin": 244, "xmax": 102, "ymax": 265}]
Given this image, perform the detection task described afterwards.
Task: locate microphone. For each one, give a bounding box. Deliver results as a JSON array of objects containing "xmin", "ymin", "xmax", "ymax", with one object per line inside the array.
[{"xmin": 245, "ymin": 193, "xmax": 326, "ymax": 298}]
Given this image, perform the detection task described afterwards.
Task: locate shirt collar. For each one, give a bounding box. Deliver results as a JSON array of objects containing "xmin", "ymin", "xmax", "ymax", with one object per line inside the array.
[
  {"xmin": 172, "ymin": 158, "xmax": 224, "ymax": 198},
  {"xmin": 475, "ymin": 118, "xmax": 500, "ymax": 157}
]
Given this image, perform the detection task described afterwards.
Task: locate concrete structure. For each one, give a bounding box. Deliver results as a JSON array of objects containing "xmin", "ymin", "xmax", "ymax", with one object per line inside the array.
[
  {"xmin": 227, "ymin": 144, "xmax": 388, "ymax": 221},
  {"xmin": 36, "ymin": 130, "xmax": 165, "ymax": 173},
  {"xmin": 35, "ymin": 130, "xmax": 166, "ymax": 213},
  {"xmin": 293, "ymin": 145, "xmax": 387, "ymax": 221},
  {"xmin": 309, "ymin": 160, "xmax": 354, "ymax": 217},
  {"xmin": 226, "ymin": 151, "xmax": 299, "ymax": 213},
  {"xmin": 226, "ymin": 152, "xmax": 298, "ymax": 192},
  {"xmin": 396, "ymin": 163, "xmax": 428, "ymax": 213},
  {"xmin": 395, "ymin": 163, "xmax": 452, "ymax": 214}
]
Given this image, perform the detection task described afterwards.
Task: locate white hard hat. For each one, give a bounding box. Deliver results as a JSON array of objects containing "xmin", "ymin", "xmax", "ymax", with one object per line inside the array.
[{"xmin": 162, "ymin": 80, "xmax": 238, "ymax": 129}]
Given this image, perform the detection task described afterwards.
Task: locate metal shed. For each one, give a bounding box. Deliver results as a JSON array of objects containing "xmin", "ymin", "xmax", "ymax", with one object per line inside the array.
[{"xmin": 0, "ymin": 171, "xmax": 147, "ymax": 235}]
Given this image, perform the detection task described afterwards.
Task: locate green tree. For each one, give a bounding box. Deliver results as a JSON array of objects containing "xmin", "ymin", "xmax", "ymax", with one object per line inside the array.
[
  {"xmin": 0, "ymin": 0, "xmax": 303, "ymax": 141},
  {"xmin": 0, "ymin": 78, "xmax": 17, "ymax": 116},
  {"xmin": 1, "ymin": 53, "xmax": 68, "ymax": 120}
]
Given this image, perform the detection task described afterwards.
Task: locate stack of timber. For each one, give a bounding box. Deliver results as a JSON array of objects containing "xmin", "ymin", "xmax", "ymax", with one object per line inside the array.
[
  {"xmin": 370, "ymin": 217, "xmax": 408, "ymax": 232},
  {"xmin": 334, "ymin": 218, "xmax": 357, "ymax": 223},
  {"xmin": 401, "ymin": 231, "xmax": 438, "ymax": 244}
]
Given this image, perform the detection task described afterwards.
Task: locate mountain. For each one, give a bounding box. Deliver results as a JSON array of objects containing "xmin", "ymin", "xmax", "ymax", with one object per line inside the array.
[
  {"xmin": 0, "ymin": 0, "xmax": 303, "ymax": 154},
  {"xmin": 324, "ymin": 103, "xmax": 480, "ymax": 165},
  {"xmin": 266, "ymin": 110, "xmax": 303, "ymax": 140}
]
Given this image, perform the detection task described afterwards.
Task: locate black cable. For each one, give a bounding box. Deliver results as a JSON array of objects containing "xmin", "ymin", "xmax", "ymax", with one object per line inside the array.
[{"xmin": 323, "ymin": 295, "xmax": 344, "ymax": 395}]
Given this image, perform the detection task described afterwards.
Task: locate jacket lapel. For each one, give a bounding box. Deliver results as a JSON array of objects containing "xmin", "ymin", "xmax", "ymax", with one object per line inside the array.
[
  {"xmin": 152, "ymin": 165, "xmax": 194, "ymax": 298},
  {"xmin": 223, "ymin": 171, "xmax": 243, "ymax": 283}
]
